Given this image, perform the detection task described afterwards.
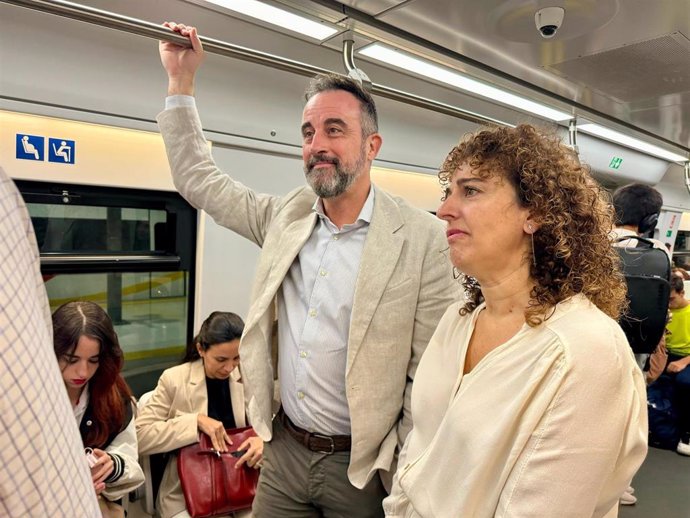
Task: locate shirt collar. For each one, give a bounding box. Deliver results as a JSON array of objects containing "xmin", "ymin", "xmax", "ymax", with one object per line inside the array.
[{"xmin": 312, "ymin": 186, "xmax": 376, "ymax": 227}]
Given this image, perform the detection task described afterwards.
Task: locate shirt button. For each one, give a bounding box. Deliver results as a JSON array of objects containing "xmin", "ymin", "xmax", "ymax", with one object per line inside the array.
[
  {"xmin": 299, "ymin": 350, "xmax": 308, "ymax": 358},
  {"xmin": 333, "ymin": 235, "xmax": 340, "ymax": 241},
  {"xmin": 297, "ymin": 391, "xmax": 305, "ymax": 400},
  {"xmin": 319, "ymin": 269, "xmax": 327, "ymax": 277},
  {"xmin": 309, "ymin": 309, "xmax": 317, "ymax": 317}
]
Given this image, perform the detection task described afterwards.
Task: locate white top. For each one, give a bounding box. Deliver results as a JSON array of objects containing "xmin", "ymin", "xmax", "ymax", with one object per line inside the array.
[
  {"xmin": 73, "ymin": 385, "xmax": 145, "ymax": 501},
  {"xmin": 0, "ymin": 167, "xmax": 100, "ymax": 517},
  {"xmin": 383, "ymin": 294, "xmax": 648, "ymax": 518}
]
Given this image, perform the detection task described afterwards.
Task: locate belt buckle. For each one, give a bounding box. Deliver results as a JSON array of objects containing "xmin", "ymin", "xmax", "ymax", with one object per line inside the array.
[{"xmin": 311, "ymin": 433, "xmax": 335, "ymax": 454}]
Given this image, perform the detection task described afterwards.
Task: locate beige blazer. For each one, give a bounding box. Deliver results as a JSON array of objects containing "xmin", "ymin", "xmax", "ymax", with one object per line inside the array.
[
  {"xmin": 158, "ymin": 106, "xmax": 458, "ymax": 489},
  {"xmin": 136, "ymin": 360, "xmax": 247, "ymax": 518}
]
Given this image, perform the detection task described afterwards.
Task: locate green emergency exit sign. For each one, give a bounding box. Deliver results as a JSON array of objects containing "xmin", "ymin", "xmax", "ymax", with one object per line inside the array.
[{"xmin": 609, "ymin": 157, "xmax": 623, "ymax": 169}]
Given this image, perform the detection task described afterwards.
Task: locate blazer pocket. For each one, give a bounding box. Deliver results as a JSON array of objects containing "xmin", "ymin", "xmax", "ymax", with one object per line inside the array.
[{"xmin": 378, "ymin": 278, "xmax": 416, "ymax": 307}]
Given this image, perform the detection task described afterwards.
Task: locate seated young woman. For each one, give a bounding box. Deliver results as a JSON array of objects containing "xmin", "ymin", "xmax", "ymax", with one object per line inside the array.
[
  {"xmin": 136, "ymin": 311, "xmax": 263, "ymax": 518},
  {"xmin": 52, "ymin": 301, "xmax": 145, "ymax": 518},
  {"xmin": 383, "ymin": 125, "xmax": 647, "ymax": 518}
]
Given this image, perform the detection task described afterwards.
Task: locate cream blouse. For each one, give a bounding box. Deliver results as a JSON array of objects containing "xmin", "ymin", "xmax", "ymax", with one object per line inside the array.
[{"xmin": 383, "ymin": 294, "xmax": 647, "ymax": 518}]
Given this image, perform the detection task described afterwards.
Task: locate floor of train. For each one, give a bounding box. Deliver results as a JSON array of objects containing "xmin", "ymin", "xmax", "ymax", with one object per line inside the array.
[
  {"xmin": 126, "ymin": 445, "xmax": 689, "ymax": 517},
  {"xmin": 620, "ymin": 445, "xmax": 690, "ymax": 518}
]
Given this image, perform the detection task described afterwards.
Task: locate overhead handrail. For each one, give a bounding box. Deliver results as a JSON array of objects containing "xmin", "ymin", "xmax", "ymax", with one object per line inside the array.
[{"xmin": 2, "ymin": 0, "xmax": 506, "ymax": 127}]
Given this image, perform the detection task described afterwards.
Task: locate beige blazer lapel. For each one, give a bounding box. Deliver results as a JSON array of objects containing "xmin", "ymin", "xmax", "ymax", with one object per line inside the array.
[
  {"xmin": 243, "ymin": 213, "xmax": 317, "ymax": 334},
  {"xmin": 347, "ymin": 187, "xmax": 404, "ymax": 374},
  {"xmin": 187, "ymin": 360, "xmax": 209, "ymax": 415}
]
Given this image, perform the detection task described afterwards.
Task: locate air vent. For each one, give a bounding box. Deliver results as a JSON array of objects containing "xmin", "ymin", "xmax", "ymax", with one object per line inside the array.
[{"xmin": 544, "ymin": 32, "xmax": 690, "ymax": 102}]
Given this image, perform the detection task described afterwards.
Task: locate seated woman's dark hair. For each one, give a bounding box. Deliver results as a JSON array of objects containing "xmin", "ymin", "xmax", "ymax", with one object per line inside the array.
[
  {"xmin": 52, "ymin": 301, "xmax": 132, "ymax": 447},
  {"xmin": 181, "ymin": 311, "xmax": 245, "ymax": 363}
]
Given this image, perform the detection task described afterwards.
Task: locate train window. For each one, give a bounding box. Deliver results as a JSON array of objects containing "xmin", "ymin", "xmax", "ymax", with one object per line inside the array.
[
  {"xmin": 674, "ymin": 230, "xmax": 690, "ymax": 270},
  {"xmin": 26, "ymin": 203, "xmax": 168, "ymax": 254},
  {"xmin": 16, "ymin": 180, "xmax": 197, "ymax": 396}
]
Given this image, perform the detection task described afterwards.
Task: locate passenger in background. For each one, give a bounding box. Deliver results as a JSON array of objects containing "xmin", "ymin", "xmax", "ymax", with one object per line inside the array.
[
  {"xmin": 611, "ymin": 183, "xmax": 667, "ymax": 250},
  {"xmin": 383, "ymin": 125, "xmax": 647, "ymax": 518},
  {"xmin": 52, "ymin": 301, "xmax": 144, "ymax": 518},
  {"xmin": 611, "ymin": 183, "xmax": 670, "ymax": 366},
  {"xmin": 610, "ymin": 184, "xmax": 669, "ymax": 505},
  {"xmin": 673, "ymin": 266, "xmax": 690, "ymax": 281},
  {"xmin": 156, "ymin": 22, "xmax": 456, "ymax": 518},
  {"xmin": 136, "ymin": 311, "xmax": 262, "ymax": 518},
  {"xmin": 0, "ymin": 166, "xmax": 100, "ymax": 518},
  {"xmin": 665, "ymin": 276, "xmax": 690, "ymax": 455}
]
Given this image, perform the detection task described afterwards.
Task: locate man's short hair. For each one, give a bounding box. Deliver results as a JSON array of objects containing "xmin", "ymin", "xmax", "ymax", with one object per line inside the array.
[
  {"xmin": 671, "ymin": 275, "xmax": 685, "ymax": 294},
  {"xmin": 612, "ymin": 183, "xmax": 663, "ymax": 227},
  {"xmin": 304, "ymin": 73, "xmax": 378, "ymax": 137}
]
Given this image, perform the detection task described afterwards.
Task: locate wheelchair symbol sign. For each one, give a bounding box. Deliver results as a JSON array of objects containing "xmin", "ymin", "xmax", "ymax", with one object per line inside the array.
[
  {"xmin": 48, "ymin": 138, "xmax": 75, "ymax": 164},
  {"xmin": 16, "ymin": 134, "xmax": 45, "ymax": 161}
]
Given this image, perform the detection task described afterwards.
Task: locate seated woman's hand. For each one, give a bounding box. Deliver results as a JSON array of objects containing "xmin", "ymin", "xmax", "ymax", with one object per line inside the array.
[
  {"xmin": 197, "ymin": 414, "xmax": 232, "ymax": 452},
  {"xmin": 90, "ymin": 448, "xmax": 114, "ymax": 487},
  {"xmin": 235, "ymin": 436, "xmax": 263, "ymax": 469}
]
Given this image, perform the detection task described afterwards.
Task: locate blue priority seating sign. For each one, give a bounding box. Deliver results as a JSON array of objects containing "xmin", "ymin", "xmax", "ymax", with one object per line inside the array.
[
  {"xmin": 16, "ymin": 134, "xmax": 45, "ymax": 161},
  {"xmin": 48, "ymin": 138, "xmax": 76, "ymax": 164}
]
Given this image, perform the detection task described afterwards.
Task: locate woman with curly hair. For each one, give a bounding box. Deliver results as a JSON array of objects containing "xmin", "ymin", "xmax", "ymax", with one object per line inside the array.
[
  {"xmin": 383, "ymin": 125, "xmax": 647, "ymax": 518},
  {"xmin": 53, "ymin": 301, "xmax": 144, "ymax": 517}
]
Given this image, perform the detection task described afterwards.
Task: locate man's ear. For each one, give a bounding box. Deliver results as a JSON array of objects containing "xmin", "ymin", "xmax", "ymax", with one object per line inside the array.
[{"xmin": 367, "ymin": 133, "xmax": 383, "ymax": 161}]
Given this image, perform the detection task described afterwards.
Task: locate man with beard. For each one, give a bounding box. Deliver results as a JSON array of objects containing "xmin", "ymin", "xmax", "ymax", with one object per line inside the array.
[{"xmin": 156, "ymin": 23, "xmax": 457, "ymax": 517}]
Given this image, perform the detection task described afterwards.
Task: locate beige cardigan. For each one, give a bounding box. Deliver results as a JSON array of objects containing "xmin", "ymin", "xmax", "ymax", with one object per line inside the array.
[
  {"xmin": 136, "ymin": 360, "xmax": 248, "ymax": 518},
  {"xmin": 384, "ymin": 295, "xmax": 648, "ymax": 518}
]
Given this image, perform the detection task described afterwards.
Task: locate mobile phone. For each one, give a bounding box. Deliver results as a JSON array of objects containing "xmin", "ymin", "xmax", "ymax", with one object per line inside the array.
[
  {"xmin": 230, "ymin": 449, "xmax": 248, "ymax": 458},
  {"xmin": 85, "ymin": 448, "xmax": 98, "ymax": 468}
]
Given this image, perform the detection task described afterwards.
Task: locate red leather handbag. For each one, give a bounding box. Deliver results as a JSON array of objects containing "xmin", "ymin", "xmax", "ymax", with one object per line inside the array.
[{"xmin": 177, "ymin": 426, "xmax": 259, "ymax": 518}]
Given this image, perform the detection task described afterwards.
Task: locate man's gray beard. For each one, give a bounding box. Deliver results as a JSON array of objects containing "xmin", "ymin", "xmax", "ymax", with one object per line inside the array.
[
  {"xmin": 304, "ymin": 149, "xmax": 366, "ymax": 199},
  {"xmin": 306, "ymin": 166, "xmax": 357, "ymax": 198}
]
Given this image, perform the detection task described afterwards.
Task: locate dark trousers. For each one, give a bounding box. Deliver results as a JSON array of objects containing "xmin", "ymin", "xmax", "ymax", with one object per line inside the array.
[
  {"xmin": 252, "ymin": 417, "xmax": 387, "ymax": 518},
  {"xmin": 668, "ymin": 353, "xmax": 690, "ymax": 436}
]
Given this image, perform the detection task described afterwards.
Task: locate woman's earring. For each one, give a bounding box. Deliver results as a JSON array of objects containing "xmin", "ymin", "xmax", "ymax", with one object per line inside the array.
[
  {"xmin": 531, "ymin": 232, "xmax": 536, "ymax": 267},
  {"xmin": 453, "ymin": 267, "xmax": 461, "ymax": 280}
]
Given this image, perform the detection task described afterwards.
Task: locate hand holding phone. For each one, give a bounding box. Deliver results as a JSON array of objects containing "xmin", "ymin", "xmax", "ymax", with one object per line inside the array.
[
  {"xmin": 85, "ymin": 448, "xmax": 98, "ymax": 468},
  {"xmin": 230, "ymin": 449, "xmax": 248, "ymax": 458}
]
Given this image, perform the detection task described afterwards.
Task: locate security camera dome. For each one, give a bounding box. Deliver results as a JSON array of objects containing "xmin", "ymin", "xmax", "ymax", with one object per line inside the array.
[{"xmin": 535, "ymin": 7, "xmax": 565, "ymax": 39}]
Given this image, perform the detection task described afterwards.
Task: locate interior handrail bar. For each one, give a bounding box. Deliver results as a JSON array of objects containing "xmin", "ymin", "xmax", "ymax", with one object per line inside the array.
[{"xmin": 2, "ymin": 0, "xmax": 506, "ymax": 127}]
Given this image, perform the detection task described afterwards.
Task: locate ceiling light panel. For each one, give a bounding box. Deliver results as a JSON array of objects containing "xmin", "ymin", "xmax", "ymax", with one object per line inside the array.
[
  {"xmin": 578, "ymin": 124, "xmax": 688, "ymax": 163},
  {"xmin": 204, "ymin": 0, "xmax": 339, "ymax": 41},
  {"xmin": 359, "ymin": 43, "xmax": 572, "ymax": 122}
]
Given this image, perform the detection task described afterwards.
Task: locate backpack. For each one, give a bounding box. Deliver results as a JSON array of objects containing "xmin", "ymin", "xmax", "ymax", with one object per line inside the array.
[
  {"xmin": 615, "ymin": 236, "xmax": 671, "ymax": 354},
  {"xmin": 647, "ymin": 375, "xmax": 680, "ymax": 450}
]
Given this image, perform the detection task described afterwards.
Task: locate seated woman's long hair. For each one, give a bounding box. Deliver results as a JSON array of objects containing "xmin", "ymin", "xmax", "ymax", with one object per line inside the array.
[{"xmin": 53, "ymin": 301, "xmax": 132, "ymax": 447}]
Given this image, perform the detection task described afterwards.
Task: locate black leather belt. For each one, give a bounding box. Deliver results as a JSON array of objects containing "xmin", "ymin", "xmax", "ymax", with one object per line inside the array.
[{"xmin": 278, "ymin": 408, "xmax": 351, "ymax": 454}]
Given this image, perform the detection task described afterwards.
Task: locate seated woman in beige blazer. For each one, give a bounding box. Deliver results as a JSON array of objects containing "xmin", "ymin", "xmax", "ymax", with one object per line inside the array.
[{"xmin": 136, "ymin": 312, "xmax": 263, "ymax": 518}]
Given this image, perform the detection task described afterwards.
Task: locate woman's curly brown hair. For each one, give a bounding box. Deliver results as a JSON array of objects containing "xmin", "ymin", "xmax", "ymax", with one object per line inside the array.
[{"xmin": 440, "ymin": 124, "xmax": 627, "ymax": 325}]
